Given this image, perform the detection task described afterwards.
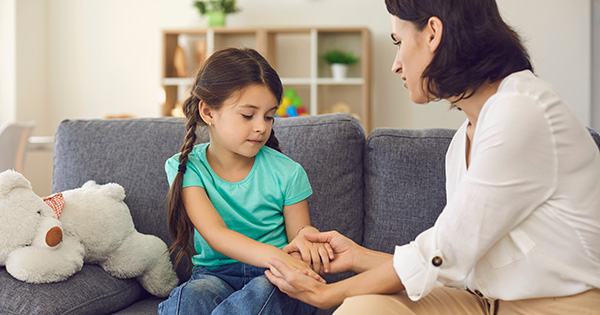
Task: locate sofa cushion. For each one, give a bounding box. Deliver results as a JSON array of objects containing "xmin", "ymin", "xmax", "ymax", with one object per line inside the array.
[
  {"xmin": 0, "ymin": 265, "xmax": 143, "ymax": 314},
  {"xmin": 363, "ymin": 128, "xmax": 455, "ymax": 254},
  {"xmin": 53, "ymin": 117, "xmax": 203, "ymax": 283},
  {"xmin": 587, "ymin": 127, "xmax": 600, "ymax": 150},
  {"xmin": 52, "ymin": 113, "xmax": 364, "ymax": 289},
  {"xmin": 274, "ymin": 114, "xmax": 365, "ymax": 245}
]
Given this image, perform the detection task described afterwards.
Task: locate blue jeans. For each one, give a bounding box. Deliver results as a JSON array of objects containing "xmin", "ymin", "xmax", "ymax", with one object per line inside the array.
[{"xmin": 158, "ymin": 263, "xmax": 316, "ymax": 315}]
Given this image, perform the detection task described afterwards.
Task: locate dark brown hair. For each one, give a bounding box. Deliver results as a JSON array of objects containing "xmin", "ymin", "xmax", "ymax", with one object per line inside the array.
[
  {"xmin": 167, "ymin": 47, "xmax": 283, "ymax": 268},
  {"xmin": 385, "ymin": 0, "xmax": 533, "ymax": 102}
]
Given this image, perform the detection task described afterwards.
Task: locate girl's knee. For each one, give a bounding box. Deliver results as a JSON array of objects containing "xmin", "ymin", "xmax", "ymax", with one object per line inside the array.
[{"xmin": 249, "ymin": 275, "xmax": 275, "ymax": 290}]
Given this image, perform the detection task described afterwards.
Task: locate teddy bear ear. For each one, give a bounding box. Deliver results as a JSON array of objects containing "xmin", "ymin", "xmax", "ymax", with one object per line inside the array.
[{"xmin": 0, "ymin": 170, "xmax": 32, "ymax": 196}]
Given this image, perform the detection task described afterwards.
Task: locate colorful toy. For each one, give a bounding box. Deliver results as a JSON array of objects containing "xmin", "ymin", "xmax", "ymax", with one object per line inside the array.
[
  {"xmin": 0, "ymin": 170, "xmax": 179, "ymax": 297},
  {"xmin": 276, "ymin": 88, "xmax": 309, "ymax": 117}
]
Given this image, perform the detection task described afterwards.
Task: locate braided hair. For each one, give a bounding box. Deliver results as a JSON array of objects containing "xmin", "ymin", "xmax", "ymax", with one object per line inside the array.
[{"xmin": 167, "ymin": 48, "xmax": 283, "ymax": 268}]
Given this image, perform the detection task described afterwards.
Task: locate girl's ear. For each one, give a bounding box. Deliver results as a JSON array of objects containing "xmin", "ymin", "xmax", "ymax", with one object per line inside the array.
[
  {"xmin": 426, "ymin": 16, "xmax": 443, "ymax": 53},
  {"xmin": 198, "ymin": 100, "xmax": 213, "ymax": 125}
]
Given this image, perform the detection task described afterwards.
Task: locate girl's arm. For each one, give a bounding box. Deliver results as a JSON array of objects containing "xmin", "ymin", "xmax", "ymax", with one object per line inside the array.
[
  {"xmin": 182, "ymin": 186, "xmax": 322, "ymax": 280},
  {"xmin": 282, "ymin": 200, "xmax": 312, "ymax": 242},
  {"xmin": 283, "ymin": 200, "xmax": 333, "ymax": 274}
]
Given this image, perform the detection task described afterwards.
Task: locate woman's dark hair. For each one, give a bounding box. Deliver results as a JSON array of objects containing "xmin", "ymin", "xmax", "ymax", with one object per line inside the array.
[
  {"xmin": 385, "ymin": 0, "xmax": 533, "ymax": 102},
  {"xmin": 167, "ymin": 47, "xmax": 283, "ymax": 268}
]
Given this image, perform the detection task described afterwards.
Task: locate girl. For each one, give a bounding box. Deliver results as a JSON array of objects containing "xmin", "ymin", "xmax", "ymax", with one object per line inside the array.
[
  {"xmin": 159, "ymin": 48, "xmax": 332, "ymax": 315},
  {"xmin": 267, "ymin": 0, "xmax": 600, "ymax": 314}
]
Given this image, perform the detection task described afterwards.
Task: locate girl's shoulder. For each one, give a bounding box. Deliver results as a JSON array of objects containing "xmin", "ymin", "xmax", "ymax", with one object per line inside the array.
[
  {"xmin": 166, "ymin": 143, "xmax": 209, "ymax": 166},
  {"xmin": 259, "ymin": 146, "xmax": 300, "ymax": 167},
  {"xmin": 257, "ymin": 146, "xmax": 307, "ymax": 179}
]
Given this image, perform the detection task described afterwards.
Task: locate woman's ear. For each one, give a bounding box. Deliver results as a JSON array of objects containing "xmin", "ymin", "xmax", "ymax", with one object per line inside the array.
[
  {"xmin": 198, "ymin": 100, "xmax": 213, "ymax": 125},
  {"xmin": 426, "ymin": 16, "xmax": 443, "ymax": 53}
]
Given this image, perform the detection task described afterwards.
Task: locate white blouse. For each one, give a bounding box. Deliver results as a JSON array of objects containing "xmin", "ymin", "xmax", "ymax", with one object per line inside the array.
[{"xmin": 393, "ymin": 70, "xmax": 600, "ymax": 301}]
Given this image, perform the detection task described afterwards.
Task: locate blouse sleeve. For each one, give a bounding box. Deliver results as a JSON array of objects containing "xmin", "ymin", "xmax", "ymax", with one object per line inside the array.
[{"xmin": 393, "ymin": 92, "xmax": 557, "ymax": 300}]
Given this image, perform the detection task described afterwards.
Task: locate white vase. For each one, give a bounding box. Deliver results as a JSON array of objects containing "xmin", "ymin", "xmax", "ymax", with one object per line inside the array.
[{"xmin": 331, "ymin": 64, "xmax": 348, "ymax": 81}]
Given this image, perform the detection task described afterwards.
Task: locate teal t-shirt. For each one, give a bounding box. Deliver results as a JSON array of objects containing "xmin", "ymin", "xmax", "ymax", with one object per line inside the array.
[{"xmin": 165, "ymin": 143, "xmax": 312, "ymax": 268}]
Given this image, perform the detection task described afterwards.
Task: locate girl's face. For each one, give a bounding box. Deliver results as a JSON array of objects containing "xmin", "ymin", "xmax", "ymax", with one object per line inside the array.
[
  {"xmin": 390, "ymin": 15, "xmax": 436, "ymax": 104},
  {"xmin": 207, "ymin": 84, "xmax": 279, "ymax": 159}
]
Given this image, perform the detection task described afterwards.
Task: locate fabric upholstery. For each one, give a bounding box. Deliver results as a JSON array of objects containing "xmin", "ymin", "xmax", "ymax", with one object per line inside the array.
[
  {"xmin": 363, "ymin": 128, "xmax": 456, "ymax": 254},
  {"xmin": 0, "ymin": 265, "xmax": 143, "ymax": 314},
  {"xmin": 43, "ymin": 113, "xmax": 363, "ymax": 313},
  {"xmin": 53, "ymin": 117, "xmax": 203, "ymax": 282},
  {"xmin": 587, "ymin": 127, "xmax": 600, "ymax": 150},
  {"xmin": 2, "ymin": 112, "xmax": 597, "ymax": 315}
]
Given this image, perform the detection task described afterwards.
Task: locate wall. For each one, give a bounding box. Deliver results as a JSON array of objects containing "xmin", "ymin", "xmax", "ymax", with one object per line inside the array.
[
  {"xmin": 43, "ymin": 0, "xmax": 593, "ymax": 131},
  {"xmin": 593, "ymin": 0, "xmax": 600, "ymax": 127},
  {"xmin": 0, "ymin": 0, "xmax": 16, "ymax": 125},
  {"xmin": 4, "ymin": 0, "xmax": 594, "ymax": 195},
  {"xmin": 501, "ymin": 0, "xmax": 591, "ymax": 127}
]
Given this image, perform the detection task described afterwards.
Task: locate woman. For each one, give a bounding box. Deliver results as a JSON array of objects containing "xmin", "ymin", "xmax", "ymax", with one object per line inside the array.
[{"xmin": 265, "ymin": 0, "xmax": 600, "ymax": 313}]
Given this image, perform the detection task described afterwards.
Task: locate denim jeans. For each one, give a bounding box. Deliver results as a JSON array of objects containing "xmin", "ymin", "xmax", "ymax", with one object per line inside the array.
[{"xmin": 158, "ymin": 263, "xmax": 316, "ymax": 315}]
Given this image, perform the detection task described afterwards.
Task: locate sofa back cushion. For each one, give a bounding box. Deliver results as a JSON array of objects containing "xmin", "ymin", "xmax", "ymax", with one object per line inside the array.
[
  {"xmin": 53, "ymin": 113, "xmax": 365, "ymax": 284},
  {"xmin": 53, "ymin": 117, "xmax": 202, "ymax": 281},
  {"xmin": 363, "ymin": 128, "xmax": 455, "ymax": 254}
]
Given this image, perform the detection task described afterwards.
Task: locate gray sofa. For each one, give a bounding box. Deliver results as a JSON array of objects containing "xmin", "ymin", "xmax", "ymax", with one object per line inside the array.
[{"xmin": 1, "ymin": 113, "xmax": 599, "ymax": 314}]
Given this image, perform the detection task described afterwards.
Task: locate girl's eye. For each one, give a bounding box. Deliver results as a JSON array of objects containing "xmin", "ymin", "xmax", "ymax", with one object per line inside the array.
[{"xmin": 242, "ymin": 114, "xmax": 253, "ymax": 119}]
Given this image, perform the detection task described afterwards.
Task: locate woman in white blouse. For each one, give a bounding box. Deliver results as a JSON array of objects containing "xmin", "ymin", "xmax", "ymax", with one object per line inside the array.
[{"xmin": 265, "ymin": 0, "xmax": 600, "ymax": 313}]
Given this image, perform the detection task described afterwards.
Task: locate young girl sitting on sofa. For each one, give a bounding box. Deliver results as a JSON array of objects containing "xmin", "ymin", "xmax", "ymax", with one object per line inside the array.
[{"xmin": 159, "ymin": 48, "xmax": 331, "ymax": 314}]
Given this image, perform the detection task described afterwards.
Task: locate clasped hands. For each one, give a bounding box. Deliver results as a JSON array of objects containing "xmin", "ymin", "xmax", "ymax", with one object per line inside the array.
[{"xmin": 266, "ymin": 230, "xmax": 359, "ymax": 309}]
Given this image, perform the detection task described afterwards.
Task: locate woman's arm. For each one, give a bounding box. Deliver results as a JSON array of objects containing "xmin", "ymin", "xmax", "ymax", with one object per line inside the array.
[
  {"xmin": 182, "ymin": 186, "xmax": 321, "ymax": 279},
  {"xmin": 266, "ymin": 256, "xmax": 404, "ymax": 309}
]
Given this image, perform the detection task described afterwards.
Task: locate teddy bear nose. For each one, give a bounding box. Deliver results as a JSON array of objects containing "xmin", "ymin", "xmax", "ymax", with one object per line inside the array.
[{"xmin": 46, "ymin": 226, "xmax": 63, "ymax": 247}]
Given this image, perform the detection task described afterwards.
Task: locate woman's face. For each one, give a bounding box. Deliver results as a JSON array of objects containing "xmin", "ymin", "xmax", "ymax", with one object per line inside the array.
[{"xmin": 390, "ymin": 15, "xmax": 436, "ymax": 104}]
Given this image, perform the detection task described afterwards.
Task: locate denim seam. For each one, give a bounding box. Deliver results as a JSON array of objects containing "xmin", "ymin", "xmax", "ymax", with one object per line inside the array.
[
  {"xmin": 257, "ymin": 286, "xmax": 278, "ymax": 315},
  {"xmin": 175, "ymin": 280, "xmax": 190, "ymax": 315}
]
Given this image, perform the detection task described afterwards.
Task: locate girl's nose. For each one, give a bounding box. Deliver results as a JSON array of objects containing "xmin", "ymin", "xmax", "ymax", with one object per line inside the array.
[{"xmin": 254, "ymin": 120, "xmax": 266, "ymax": 133}]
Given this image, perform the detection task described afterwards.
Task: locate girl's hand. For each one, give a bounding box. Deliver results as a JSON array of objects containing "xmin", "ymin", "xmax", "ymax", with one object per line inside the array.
[
  {"xmin": 276, "ymin": 252, "xmax": 326, "ymax": 284},
  {"xmin": 286, "ymin": 230, "xmax": 362, "ymax": 274},
  {"xmin": 284, "ymin": 226, "xmax": 334, "ymax": 274}
]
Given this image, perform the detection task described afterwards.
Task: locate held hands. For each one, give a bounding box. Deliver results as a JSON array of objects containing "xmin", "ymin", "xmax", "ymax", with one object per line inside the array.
[
  {"xmin": 284, "ymin": 226, "xmax": 334, "ymax": 274},
  {"xmin": 266, "ymin": 257, "xmax": 340, "ymax": 309},
  {"xmin": 285, "ymin": 230, "xmax": 358, "ymax": 275},
  {"xmin": 275, "ymin": 251, "xmax": 327, "ymax": 284},
  {"xmin": 267, "ymin": 230, "xmax": 363, "ymax": 309}
]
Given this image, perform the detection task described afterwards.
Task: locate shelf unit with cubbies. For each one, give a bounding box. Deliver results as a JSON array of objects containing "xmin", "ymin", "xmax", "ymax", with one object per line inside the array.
[{"xmin": 162, "ymin": 26, "xmax": 371, "ymax": 131}]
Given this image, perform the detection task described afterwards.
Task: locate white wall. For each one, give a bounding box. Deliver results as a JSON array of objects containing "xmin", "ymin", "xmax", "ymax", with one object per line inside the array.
[
  {"xmin": 500, "ymin": 0, "xmax": 591, "ymax": 127},
  {"xmin": 593, "ymin": 0, "xmax": 600, "ymax": 129},
  {"xmin": 0, "ymin": 0, "xmax": 16, "ymax": 125},
  {"xmin": 41, "ymin": 0, "xmax": 593, "ymax": 132},
  {"xmin": 6, "ymin": 0, "xmax": 594, "ymax": 194}
]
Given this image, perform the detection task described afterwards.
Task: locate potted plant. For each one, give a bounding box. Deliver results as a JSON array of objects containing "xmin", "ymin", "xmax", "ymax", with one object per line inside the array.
[
  {"xmin": 322, "ymin": 49, "xmax": 359, "ymax": 80},
  {"xmin": 192, "ymin": 0, "xmax": 240, "ymax": 27}
]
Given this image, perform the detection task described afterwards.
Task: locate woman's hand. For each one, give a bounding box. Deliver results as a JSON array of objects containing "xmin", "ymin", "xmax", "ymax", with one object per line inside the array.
[
  {"xmin": 285, "ymin": 226, "xmax": 334, "ymax": 274},
  {"xmin": 285, "ymin": 230, "xmax": 359, "ymax": 274},
  {"xmin": 276, "ymin": 252, "xmax": 326, "ymax": 284},
  {"xmin": 267, "ymin": 256, "xmax": 404, "ymax": 310},
  {"xmin": 266, "ymin": 258, "xmax": 342, "ymax": 309}
]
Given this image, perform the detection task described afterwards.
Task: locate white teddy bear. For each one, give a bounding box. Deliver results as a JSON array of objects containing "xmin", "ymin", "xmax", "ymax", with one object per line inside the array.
[{"xmin": 0, "ymin": 170, "xmax": 178, "ymax": 297}]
